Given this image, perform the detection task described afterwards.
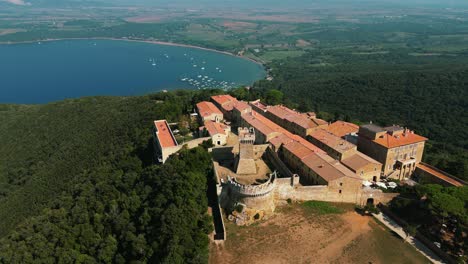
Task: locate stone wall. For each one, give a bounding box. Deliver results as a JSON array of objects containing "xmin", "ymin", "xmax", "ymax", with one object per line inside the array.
[
  {"xmin": 264, "ymin": 146, "xmax": 294, "ymax": 178},
  {"xmin": 274, "ymin": 178, "xmax": 397, "ymax": 206},
  {"xmin": 414, "ymin": 163, "xmax": 467, "ymax": 187},
  {"xmin": 158, "ymin": 137, "xmax": 211, "ymax": 163}
]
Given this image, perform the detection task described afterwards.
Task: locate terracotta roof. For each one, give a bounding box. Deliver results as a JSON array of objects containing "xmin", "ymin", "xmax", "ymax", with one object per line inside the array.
[
  {"xmin": 242, "ymin": 112, "xmax": 278, "ymax": 136},
  {"xmin": 196, "ymin": 101, "xmax": 223, "ymax": 118},
  {"xmin": 283, "ymin": 141, "xmax": 316, "ymax": 160},
  {"xmin": 289, "ymin": 134, "xmax": 324, "ymax": 154},
  {"xmin": 326, "ymin": 121, "xmax": 359, "ymax": 138},
  {"xmin": 267, "ymin": 105, "xmax": 327, "ymax": 130},
  {"xmin": 268, "ymin": 105, "xmax": 297, "ymax": 119},
  {"xmin": 204, "ymin": 121, "xmax": 229, "ymax": 136},
  {"xmin": 373, "ymin": 131, "xmax": 427, "ymax": 148},
  {"xmin": 278, "ymin": 131, "xmax": 359, "ymax": 183},
  {"xmin": 417, "ymin": 163, "xmax": 464, "ymax": 187},
  {"xmin": 211, "ymin": 94, "xmax": 238, "ymax": 112},
  {"xmin": 249, "ymin": 100, "xmax": 268, "ymax": 111},
  {"xmin": 341, "ymin": 152, "xmax": 381, "ymax": 172},
  {"xmin": 154, "ymin": 120, "xmax": 178, "ymax": 148},
  {"xmin": 309, "ymin": 129, "xmax": 356, "ymax": 154},
  {"xmin": 234, "ymin": 101, "xmax": 251, "ymax": 112},
  {"xmin": 269, "ymin": 134, "xmax": 294, "ymax": 149}
]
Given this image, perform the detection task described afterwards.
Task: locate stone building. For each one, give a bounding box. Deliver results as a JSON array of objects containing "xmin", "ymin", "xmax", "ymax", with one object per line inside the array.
[
  {"xmin": 278, "ymin": 140, "xmax": 362, "ymax": 196},
  {"xmin": 211, "ymin": 94, "xmax": 238, "ymax": 120},
  {"xmin": 240, "ymin": 111, "xmax": 282, "ymax": 144},
  {"xmin": 262, "ymin": 104, "xmax": 328, "ymax": 137},
  {"xmin": 232, "ymin": 101, "xmax": 252, "ymax": 126},
  {"xmin": 341, "ymin": 152, "xmax": 382, "ymax": 182},
  {"xmin": 235, "ymin": 127, "xmax": 257, "ymax": 175},
  {"xmin": 200, "ymin": 120, "xmax": 230, "ymax": 146},
  {"xmin": 196, "ymin": 101, "xmax": 223, "ymax": 122},
  {"xmin": 357, "ymin": 124, "xmax": 427, "ymax": 180},
  {"xmin": 153, "ymin": 120, "xmax": 179, "ymax": 163},
  {"xmin": 307, "ymin": 129, "xmax": 357, "ymax": 161}
]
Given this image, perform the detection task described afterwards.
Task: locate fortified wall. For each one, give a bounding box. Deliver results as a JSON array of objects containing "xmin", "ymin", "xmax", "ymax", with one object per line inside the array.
[
  {"xmin": 214, "ymin": 145, "xmax": 398, "ymax": 217},
  {"xmin": 274, "ymin": 177, "xmax": 397, "ymax": 206},
  {"xmin": 219, "ymin": 172, "xmax": 277, "ymax": 213}
]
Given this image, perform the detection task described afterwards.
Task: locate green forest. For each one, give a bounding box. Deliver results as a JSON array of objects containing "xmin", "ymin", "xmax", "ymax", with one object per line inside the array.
[{"xmin": 0, "ymin": 91, "xmax": 217, "ymax": 263}]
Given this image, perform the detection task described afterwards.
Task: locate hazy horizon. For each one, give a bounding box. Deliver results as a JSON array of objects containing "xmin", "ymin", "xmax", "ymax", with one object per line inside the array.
[{"xmin": 2, "ymin": 0, "xmax": 468, "ymax": 9}]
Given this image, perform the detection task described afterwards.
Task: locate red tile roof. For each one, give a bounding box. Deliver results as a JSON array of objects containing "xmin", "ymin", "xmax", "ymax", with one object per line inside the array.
[
  {"xmin": 204, "ymin": 121, "xmax": 229, "ymax": 136},
  {"xmin": 309, "ymin": 129, "xmax": 356, "ymax": 154},
  {"xmin": 301, "ymin": 152, "xmax": 359, "ymax": 182},
  {"xmin": 243, "ymin": 110, "xmax": 324, "ymax": 153},
  {"xmin": 234, "ymin": 101, "xmax": 251, "ymax": 112},
  {"xmin": 341, "ymin": 152, "xmax": 381, "ymax": 172},
  {"xmin": 373, "ymin": 131, "xmax": 427, "ymax": 148},
  {"xmin": 326, "ymin": 121, "xmax": 359, "ymax": 138},
  {"xmin": 154, "ymin": 120, "xmax": 178, "ymax": 148},
  {"xmin": 417, "ymin": 163, "xmax": 464, "ymax": 187},
  {"xmin": 249, "ymin": 100, "xmax": 268, "ymax": 111},
  {"xmin": 281, "ymin": 141, "xmax": 359, "ymax": 182},
  {"xmin": 211, "ymin": 94, "xmax": 238, "ymax": 112},
  {"xmin": 242, "ymin": 112, "xmax": 278, "ymax": 136},
  {"xmin": 196, "ymin": 101, "xmax": 223, "ymax": 118},
  {"xmin": 283, "ymin": 141, "xmax": 315, "ymax": 160},
  {"xmin": 267, "ymin": 105, "xmax": 327, "ymax": 130}
]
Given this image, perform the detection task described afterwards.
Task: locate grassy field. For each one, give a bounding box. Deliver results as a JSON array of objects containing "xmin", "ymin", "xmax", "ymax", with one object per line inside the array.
[{"xmin": 210, "ymin": 202, "xmax": 429, "ymax": 264}]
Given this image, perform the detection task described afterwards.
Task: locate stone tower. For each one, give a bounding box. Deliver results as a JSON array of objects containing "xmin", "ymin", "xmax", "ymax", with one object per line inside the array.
[{"xmin": 235, "ymin": 127, "xmax": 257, "ymax": 175}]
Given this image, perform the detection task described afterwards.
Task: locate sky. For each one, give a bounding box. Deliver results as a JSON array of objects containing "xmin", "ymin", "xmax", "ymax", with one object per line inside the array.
[{"xmin": 2, "ymin": 0, "xmax": 468, "ymax": 8}]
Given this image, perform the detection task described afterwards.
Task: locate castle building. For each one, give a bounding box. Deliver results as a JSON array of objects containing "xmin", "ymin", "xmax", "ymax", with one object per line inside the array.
[
  {"xmin": 240, "ymin": 111, "xmax": 282, "ymax": 144},
  {"xmin": 196, "ymin": 101, "xmax": 223, "ymax": 122},
  {"xmin": 357, "ymin": 124, "xmax": 427, "ymax": 180},
  {"xmin": 263, "ymin": 105, "xmax": 328, "ymax": 137},
  {"xmin": 235, "ymin": 127, "xmax": 257, "ymax": 175},
  {"xmin": 307, "ymin": 129, "xmax": 383, "ymax": 182},
  {"xmin": 232, "ymin": 101, "xmax": 252, "ymax": 126},
  {"xmin": 200, "ymin": 120, "xmax": 230, "ymax": 146},
  {"xmin": 153, "ymin": 120, "xmax": 179, "ymax": 163},
  {"xmin": 341, "ymin": 152, "xmax": 382, "ymax": 182},
  {"xmin": 211, "ymin": 94, "xmax": 238, "ymax": 120},
  {"xmin": 279, "ymin": 140, "xmax": 362, "ymax": 196},
  {"xmin": 307, "ymin": 129, "xmax": 357, "ymax": 161}
]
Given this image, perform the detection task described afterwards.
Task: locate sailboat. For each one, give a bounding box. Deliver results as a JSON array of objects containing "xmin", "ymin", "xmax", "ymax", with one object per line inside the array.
[{"xmin": 152, "ymin": 58, "xmax": 156, "ymax": 66}]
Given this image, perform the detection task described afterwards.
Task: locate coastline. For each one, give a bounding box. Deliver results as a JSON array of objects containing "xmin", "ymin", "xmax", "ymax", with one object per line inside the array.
[{"xmin": 0, "ymin": 37, "xmax": 266, "ymax": 68}]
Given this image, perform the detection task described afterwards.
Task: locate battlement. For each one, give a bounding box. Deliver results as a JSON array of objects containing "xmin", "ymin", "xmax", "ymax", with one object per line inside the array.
[
  {"xmin": 238, "ymin": 127, "xmax": 255, "ymax": 144},
  {"xmin": 226, "ymin": 172, "xmax": 277, "ymax": 197}
]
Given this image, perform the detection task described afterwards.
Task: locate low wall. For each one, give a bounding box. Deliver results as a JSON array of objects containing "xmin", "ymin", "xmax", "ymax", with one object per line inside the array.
[
  {"xmin": 414, "ymin": 163, "xmax": 466, "ymax": 187},
  {"xmin": 183, "ymin": 137, "xmax": 211, "ymax": 149},
  {"xmin": 160, "ymin": 137, "xmax": 211, "ymax": 163}
]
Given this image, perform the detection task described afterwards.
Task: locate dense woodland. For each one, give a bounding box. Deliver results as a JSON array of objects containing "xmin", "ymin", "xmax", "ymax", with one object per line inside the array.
[
  {"xmin": 390, "ymin": 184, "xmax": 467, "ymax": 261},
  {"xmin": 0, "ymin": 91, "xmax": 220, "ymax": 262},
  {"xmin": 252, "ymin": 50, "xmax": 468, "ymax": 180}
]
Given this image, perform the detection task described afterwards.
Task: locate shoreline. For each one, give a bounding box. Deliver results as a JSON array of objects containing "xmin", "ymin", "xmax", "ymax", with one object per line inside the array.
[{"xmin": 0, "ymin": 37, "xmax": 266, "ymax": 68}]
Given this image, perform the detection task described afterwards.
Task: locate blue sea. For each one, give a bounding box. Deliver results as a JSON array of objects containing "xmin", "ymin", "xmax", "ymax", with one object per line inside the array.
[{"xmin": 0, "ymin": 39, "xmax": 266, "ymax": 104}]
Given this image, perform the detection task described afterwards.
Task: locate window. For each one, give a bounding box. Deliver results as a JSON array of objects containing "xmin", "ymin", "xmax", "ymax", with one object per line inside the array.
[
  {"xmin": 340, "ymin": 182, "xmax": 343, "ymax": 186},
  {"xmin": 339, "ymin": 190, "xmax": 342, "ymax": 194}
]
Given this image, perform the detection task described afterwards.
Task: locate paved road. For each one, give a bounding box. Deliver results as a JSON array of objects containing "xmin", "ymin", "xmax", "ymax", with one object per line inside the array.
[{"xmin": 373, "ymin": 212, "xmax": 446, "ymax": 264}]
